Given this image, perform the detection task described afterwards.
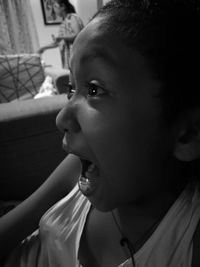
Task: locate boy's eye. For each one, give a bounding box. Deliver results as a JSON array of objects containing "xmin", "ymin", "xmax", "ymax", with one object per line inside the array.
[
  {"xmin": 87, "ymin": 81, "xmax": 105, "ymax": 97},
  {"xmin": 66, "ymin": 81, "xmax": 106, "ymax": 100}
]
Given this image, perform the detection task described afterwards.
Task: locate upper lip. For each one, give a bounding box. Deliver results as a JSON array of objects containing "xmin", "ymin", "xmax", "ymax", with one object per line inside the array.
[{"xmin": 62, "ymin": 138, "xmax": 94, "ymax": 163}]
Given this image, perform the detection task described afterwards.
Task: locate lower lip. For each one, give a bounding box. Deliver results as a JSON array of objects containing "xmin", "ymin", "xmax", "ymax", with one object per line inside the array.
[{"xmin": 78, "ymin": 175, "xmax": 98, "ymax": 197}]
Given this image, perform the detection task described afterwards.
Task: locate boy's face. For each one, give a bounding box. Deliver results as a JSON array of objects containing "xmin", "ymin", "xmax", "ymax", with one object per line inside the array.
[{"xmin": 57, "ymin": 17, "xmax": 176, "ymax": 211}]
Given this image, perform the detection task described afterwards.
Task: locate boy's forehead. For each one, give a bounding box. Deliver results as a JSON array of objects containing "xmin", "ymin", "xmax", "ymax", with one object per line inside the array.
[
  {"xmin": 71, "ymin": 18, "xmax": 136, "ymax": 71},
  {"xmin": 72, "ymin": 17, "xmax": 109, "ymax": 55},
  {"xmin": 71, "ymin": 29, "xmax": 154, "ymax": 87},
  {"xmin": 71, "ymin": 45, "xmax": 116, "ymax": 69},
  {"xmin": 70, "ymin": 16, "xmax": 162, "ymax": 101}
]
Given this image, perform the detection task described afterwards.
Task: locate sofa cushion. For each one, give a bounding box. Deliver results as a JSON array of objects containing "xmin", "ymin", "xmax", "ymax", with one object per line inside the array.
[
  {"xmin": 0, "ymin": 54, "xmax": 45, "ymax": 103},
  {"xmin": 0, "ymin": 95, "xmax": 67, "ymax": 200}
]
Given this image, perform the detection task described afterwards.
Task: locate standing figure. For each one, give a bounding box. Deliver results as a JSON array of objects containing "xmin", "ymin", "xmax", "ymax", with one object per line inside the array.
[{"xmin": 38, "ymin": 0, "xmax": 84, "ymax": 69}]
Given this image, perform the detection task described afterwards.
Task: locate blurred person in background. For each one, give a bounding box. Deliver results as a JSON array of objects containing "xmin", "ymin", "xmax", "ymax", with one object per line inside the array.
[{"xmin": 37, "ymin": 0, "xmax": 84, "ymax": 69}]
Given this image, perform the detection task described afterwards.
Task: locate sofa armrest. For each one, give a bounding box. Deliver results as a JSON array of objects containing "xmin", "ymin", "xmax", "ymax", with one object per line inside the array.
[
  {"xmin": 0, "ymin": 95, "xmax": 67, "ymax": 200},
  {"xmin": 44, "ymin": 66, "xmax": 69, "ymax": 83}
]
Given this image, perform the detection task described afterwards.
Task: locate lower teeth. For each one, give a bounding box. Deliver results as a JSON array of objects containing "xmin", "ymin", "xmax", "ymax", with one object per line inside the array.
[{"xmin": 78, "ymin": 175, "xmax": 96, "ymax": 196}]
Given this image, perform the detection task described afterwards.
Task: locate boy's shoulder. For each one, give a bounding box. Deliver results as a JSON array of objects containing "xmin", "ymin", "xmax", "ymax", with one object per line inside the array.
[{"xmin": 192, "ymin": 218, "xmax": 200, "ymax": 267}]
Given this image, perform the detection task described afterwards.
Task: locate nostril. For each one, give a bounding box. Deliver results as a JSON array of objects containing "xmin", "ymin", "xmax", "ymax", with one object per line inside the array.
[{"xmin": 56, "ymin": 103, "xmax": 81, "ymax": 133}]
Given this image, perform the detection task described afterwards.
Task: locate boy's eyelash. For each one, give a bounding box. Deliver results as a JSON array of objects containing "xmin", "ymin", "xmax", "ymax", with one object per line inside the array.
[
  {"xmin": 67, "ymin": 81, "xmax": 106, "ymax": 99},
  {"xmin": 68, "ymin": 82, "xmax": 74, "ymax": 92},
  {"xmin": 86, "ymin": 82, "xmax": 105, "ymax": 97},
  {"xmin": 67, "ymin": 82, "xmax": 75, "ymax": 99}
]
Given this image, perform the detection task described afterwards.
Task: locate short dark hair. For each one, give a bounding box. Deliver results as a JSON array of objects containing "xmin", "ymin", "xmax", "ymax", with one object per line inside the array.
[
  {"xmin": 94, "ymin": 0, "xmax": 200, "ymax": 124},
  {"xmin": 56, "ymin": 0, "xmax": 76, "ymax": 13}
]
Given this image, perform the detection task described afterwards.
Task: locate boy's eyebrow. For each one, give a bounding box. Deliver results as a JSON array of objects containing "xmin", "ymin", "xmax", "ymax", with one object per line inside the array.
[{"xmin": 80, "ymin": 47, "xmax": 116, "ymax": 66}]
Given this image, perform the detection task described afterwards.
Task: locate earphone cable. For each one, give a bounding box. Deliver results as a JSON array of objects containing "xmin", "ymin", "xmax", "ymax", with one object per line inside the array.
[{"xmin": 111, "ymin": 211, "xmax": 135, "ymax": 267}]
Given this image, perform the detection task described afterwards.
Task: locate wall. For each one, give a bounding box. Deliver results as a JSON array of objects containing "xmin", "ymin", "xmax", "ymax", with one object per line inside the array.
[
  {"xmin": 75, "ymin": 0, "xmax": 98, "ymax": 25},
  {"xmin": 29, "ymin": 0, "xmax": 61, "ymax": 68},
  {"xmin": 76, "ymin": 0, "xmax": 111, "ymax": 24},
  {"xmin": 103, "ymin": 0, "xmax": 111, "ymax": 4}
]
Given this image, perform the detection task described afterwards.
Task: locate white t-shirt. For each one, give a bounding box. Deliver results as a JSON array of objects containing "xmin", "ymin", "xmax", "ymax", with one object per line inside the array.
[{"xmin": 4, "ymin": 181, "xmax": 200, "ymax": 266}]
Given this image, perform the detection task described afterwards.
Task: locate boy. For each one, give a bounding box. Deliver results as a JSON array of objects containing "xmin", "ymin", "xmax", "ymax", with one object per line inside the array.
[{"xmin": 1, "ymin": 0, "xmax": 200, "ymax": 266}]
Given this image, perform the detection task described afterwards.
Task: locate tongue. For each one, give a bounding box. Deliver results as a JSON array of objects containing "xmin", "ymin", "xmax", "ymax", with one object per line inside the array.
[{"xmin": 79, "ymin": 160, "xmax": 99, "ymax": 196}]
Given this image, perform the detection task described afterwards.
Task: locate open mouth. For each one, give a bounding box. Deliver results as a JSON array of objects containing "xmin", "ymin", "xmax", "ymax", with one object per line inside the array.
[
  {"xmin": 81, "ymin": 159, "xmax": 91, "ymax": 177},
  {"xmin": 78, "ymin": 159, "xmax": 99, "ymax": 197}
]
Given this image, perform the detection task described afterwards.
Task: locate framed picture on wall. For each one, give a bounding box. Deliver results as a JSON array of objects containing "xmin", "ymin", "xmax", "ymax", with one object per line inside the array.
[{"xmin": 41, "ymin": 0, "xmax": 62, "ymax": 25}]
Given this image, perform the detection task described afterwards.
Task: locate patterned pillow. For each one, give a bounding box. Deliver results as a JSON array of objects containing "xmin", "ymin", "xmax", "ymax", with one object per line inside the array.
[{"xmin": 0, "ymin": 54, "xmax": 45, "ymax": 103}]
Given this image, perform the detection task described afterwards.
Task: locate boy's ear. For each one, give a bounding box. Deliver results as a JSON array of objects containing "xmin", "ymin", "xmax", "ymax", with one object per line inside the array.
[{"xmin": 174, "ymin": 109, "xmax": 200, "ymax": 162}]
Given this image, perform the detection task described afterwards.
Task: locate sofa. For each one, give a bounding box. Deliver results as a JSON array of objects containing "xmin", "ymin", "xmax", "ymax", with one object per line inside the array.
[
  {"xmin": 0, "ymin": 61, "xmax": 70, "ymax": 203},
  {"xmin": 0, "ymin": 95, "xmax": 68, "ymax": 202},
  {"xmin": 0, "ymin": 54, "xmax": 70, "ymax": 102}
]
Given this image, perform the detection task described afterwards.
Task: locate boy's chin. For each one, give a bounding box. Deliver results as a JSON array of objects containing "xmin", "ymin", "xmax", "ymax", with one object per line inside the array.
[
  {"xmin": 78, "ymin": 173, "xmax": 121, "ymax": 212},
  {"xmin": 88, "ymin": 192, "xmax": 119, "ymax": 213}
]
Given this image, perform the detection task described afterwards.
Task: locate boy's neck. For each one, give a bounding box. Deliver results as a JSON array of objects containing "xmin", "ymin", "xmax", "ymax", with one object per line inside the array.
[{"xmin": 115, "ymin": 181, "xmax": 187, "ymax": 252}]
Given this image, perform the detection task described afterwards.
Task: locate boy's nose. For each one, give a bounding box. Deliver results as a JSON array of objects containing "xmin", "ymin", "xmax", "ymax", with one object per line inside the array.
[{"xmin": 56, "ymin": 100, "xmax": 81, "ymax": 134}]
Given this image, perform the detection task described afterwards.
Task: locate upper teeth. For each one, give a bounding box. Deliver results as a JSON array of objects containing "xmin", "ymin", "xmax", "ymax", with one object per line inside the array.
[{"xmin": 88, "ymin": 163, "xmax": 96, "ymax": 172}]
